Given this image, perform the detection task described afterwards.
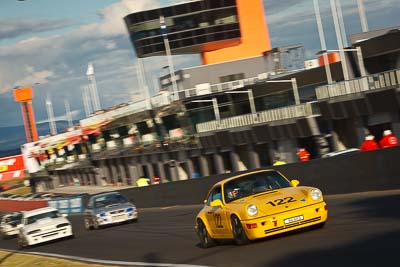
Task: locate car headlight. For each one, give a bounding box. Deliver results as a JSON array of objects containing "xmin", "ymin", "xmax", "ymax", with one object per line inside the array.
[
  {"xmin": 56, "ymin": 223, "xmax": 70, "ymax": 228},
  {"xmin": 27, "ymin": 229, "xmax": 41, "ymax": 235},
  {"xmin": 247, "ymin": 204, "xmax": 258, "ymax": 216},
  {"xmin": 126, "ymin": 207, "xmax": 135, "ymax": 212},
  {"xmin": 310, "ymin": 189, "xmax": 322, "ymax": 200}
]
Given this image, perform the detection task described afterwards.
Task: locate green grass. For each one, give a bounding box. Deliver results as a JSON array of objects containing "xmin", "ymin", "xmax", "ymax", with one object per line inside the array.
[
  {"xmin": 4, "ymin": 186, "xmax": 31, "ymax": 196},
  {"xmin": 0, "ymin": 250, "xmax": 122, "ymax": 267}
]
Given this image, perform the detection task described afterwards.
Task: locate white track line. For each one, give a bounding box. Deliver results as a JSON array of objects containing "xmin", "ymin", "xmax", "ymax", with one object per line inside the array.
[
  {"xmin": 160, "ymin": 205, "xmax": 179, "ymax": 210},
  {"xmin": 1, "ymin": 249, "xmax": 210, "ymax": 267}
]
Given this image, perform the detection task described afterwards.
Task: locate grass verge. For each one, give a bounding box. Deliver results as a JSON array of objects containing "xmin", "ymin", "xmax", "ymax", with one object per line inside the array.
[
  {"xmin": 4, "ymin": 186, "xmax": 31, "ymax": 196},
  {"xmin": 0, "ymin": 250, "xmax": 121, "ymax": 267}
]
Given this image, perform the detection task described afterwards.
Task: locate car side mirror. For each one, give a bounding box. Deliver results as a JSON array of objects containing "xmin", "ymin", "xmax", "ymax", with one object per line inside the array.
[
  {"xmin": 210, "ymin": 199, "xmax": 223, "ymax": 207},
  {"xmin": 17, "ymin": 224, "xmax": 23, "ymax": 229},
  {"xmin": 62, "ymin": 214, "xmax": 68, "ymax": 218},
  {"xmin": 291, "ymin": 180, "xmax": 300, "ymax": 187}
]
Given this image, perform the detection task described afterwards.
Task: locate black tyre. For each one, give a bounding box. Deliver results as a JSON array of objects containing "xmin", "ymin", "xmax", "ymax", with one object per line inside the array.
[
  {"xmin": 231, "ymin": 215, "xmax": 250, "ymax": 245},
  {"xmin": 310, "ymin": 222, "xmax": 326, "ymax": 230},
  {"xmin": 92, "ymin": 218, "xmax": 100, "ymax": 230},
  {"xmin": 197, "ymin": 220, "xmax": 216, "ymax": 248},
  {"xmin": 18, "ymin": 235, "xmax": 28, "ymax": 249},
  {"xmin": 84, "ymin": 218, "xmax": 92, "ymax": 230}
]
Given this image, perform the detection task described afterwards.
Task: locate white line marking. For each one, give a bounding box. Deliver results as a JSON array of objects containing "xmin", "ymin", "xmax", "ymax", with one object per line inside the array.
[
  {"xmin": 1, "ymin": 249, "xmax": 210, "ymax": 267},
  {"xmin": 161, "ymin": 205, "xmax": 179, "ymax": 210}
]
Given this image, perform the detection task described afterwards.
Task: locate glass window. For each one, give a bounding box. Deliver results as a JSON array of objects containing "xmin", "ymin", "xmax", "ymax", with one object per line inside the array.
[
  {"xmin": 94, "ymin": 193, "xmax": 128, "ymax": 208},
  {"xmin": 25, "ymin": 211, "xmax": 61, "ymax": 225},
  {"xmin": 223, "ymin": 171, "xmax": 291, "ymax": 203},
  {"xmin": 207, "ymin": 186, "xmax": 222, "ymax": 205},
  {"xmin": 219, "ymin": 73, "xmax": 245, "ymax": 83}
]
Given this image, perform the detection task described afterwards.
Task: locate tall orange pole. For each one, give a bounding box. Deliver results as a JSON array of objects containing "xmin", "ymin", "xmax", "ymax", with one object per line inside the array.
[{"xmin": 13, "ymin": 87, "xmax": 38, "ymax": 143}]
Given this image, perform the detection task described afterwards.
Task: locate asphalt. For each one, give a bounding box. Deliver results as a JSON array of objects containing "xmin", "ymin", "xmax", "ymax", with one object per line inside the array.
[{"xmin": 0, "ymin": 189, "xmax": 399, "ymax": 267}]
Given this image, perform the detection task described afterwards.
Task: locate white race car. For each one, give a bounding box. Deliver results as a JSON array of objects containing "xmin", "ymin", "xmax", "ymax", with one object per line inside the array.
[
  {"xmin": 18, "ymin": 207, "xmax": 73, "ymax": 248},
  {"xmin": 0, "ymin": 212, "xmax": 22, "ymax": 239}
]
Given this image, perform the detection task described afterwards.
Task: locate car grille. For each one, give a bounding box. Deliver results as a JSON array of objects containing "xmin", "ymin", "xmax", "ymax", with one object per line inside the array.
[
  {"xmin": 109, "ymin": 209, "xmax": 125, "ymax": 215},
  {"xmin": 32, "ymin": 228, "xmax": 67, "ymax": 238},
  {"xmin": 264, "ymin": 216, "xmax": 321, "ymax": 234}
]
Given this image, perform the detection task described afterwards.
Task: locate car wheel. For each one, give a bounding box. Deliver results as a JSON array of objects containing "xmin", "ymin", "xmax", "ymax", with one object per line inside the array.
[
  {"xmin": 231, "ymin": 215, "xmax": 250, "ymax": 245},
  {"xmin": 18, "ymin": 235, "xmax": 28, "ymax": 249},
  {"xmin": 310, "ymin": 222, "xmax": 326, "ymax": 230},
  {"xmin": 92, "ymin": 218, "xmax": 100, "ymax": 230},
  {"xmin": 197, "ymin": 219, "xmax": 215, "ymax": 248},
  {"xmin": 84, "ymin": 218, "xmax": 92, "ymax": 230}
]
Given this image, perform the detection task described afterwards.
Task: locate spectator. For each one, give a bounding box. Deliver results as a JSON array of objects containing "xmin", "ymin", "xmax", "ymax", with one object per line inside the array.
[
  {"xmin": 273, "ymin": 156, "xmax": 286, "ymax": 166},
  {"xmin": 297, "ymin": 148, "xmax": 310, "ymax": 162},
  {"xmin": 379, "ymin": 130, "xmax": 398, "ymax": 148},
  {"xmin": 360, "ymin": 135, "xmax": 379, "ymax": 151},
  {"xmin": 136, "ymin": 177, "xmax": 150, "ymax": 187},
  {"xmin": 153, "ymin": 175, "xmax": 160, "ymax": 184}
]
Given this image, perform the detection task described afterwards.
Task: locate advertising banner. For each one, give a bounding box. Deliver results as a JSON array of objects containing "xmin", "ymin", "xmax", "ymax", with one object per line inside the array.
[{"xmin": 0, "ymin": 155, "xmax": 25, "ymax": 182}]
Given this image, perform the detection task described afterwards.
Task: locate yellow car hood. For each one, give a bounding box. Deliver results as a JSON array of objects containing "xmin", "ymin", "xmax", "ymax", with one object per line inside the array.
[{"xmin": 231, "ymin": 186, "xmax": 321, "ymax": 217}]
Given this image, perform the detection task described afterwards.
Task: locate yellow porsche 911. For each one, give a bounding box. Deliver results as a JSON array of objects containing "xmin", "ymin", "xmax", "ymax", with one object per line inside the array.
[{"xmin": 195, "ymin": 170, "xmax": 328, "ymax": 247}]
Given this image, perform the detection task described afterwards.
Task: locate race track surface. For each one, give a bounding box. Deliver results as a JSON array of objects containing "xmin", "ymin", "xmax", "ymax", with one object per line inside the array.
[{"xmin": 1, "ymin": 190, "xmax": 399, "ymax": 267}]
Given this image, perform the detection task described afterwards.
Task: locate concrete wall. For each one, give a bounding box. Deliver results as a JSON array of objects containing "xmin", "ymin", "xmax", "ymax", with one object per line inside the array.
[
  {"xmin": 181, "ymin": 56, "xmax": 268, "ymax": 88},
  {"xmin": 119, "ymin": 146, "xmax": 400, "ymax": 208}
]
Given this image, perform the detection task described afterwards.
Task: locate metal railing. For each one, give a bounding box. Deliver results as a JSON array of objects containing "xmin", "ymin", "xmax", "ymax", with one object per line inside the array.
[
  {"xmin": 316, "ymin": 69, "xmax": 400, "ymax": 100},
  {"xmin": 196, "ymin": 102, "xmax": 319, "ymax": 133},
  {"xmin": 170, "ymin": 76, "xmax": 266, "ymax": 101}
]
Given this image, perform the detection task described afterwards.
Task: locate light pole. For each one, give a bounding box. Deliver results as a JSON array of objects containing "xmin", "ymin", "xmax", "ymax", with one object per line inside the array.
[
  {"xmin": 45, "ymin": 94, "xmax": 57, "ymax": 135},
  {"xmin": 265, "ymin": 78, "xmax": 300, "ymax": 105},
  {"xmin": 160, "ymin": 15, "xmax": 178, "ymax": 97},
  {"xmin": 330, "ymin": 0, "xmax": 351, "ymax": 93},
  {"xmin": 86, "ymin": 62, "xmax": 101, "ymax": 112},
  {"xmin": 313, "ymin": 0, "xmax": 333, "ymax": 85},
  {"xmin": 318, "ymin": 47, "xmax": 366, "ymax": 78},
  {"xmin": 225, "ymin": 89, "xmax": 257, "ymax": 118},
  {"xmin": 192, "ymin": 98, "xmax": 221, "ymax": 122},
  {"xmin": 357, "ymin": 0, "xmax": 369, "ymax": 32}
]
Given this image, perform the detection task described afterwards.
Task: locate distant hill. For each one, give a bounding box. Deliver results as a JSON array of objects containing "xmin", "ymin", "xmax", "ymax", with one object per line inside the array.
[{"xmin": 0, "ymin": 121, "xmax": 77, "ymax": 156}]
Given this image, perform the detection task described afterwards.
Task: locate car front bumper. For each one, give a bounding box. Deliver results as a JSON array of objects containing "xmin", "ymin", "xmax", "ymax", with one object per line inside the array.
[
  {"xmin": 25, "ymin": 226, "xmax": 73, "ymax": 246},
  {"xmin": 242, "ymin": 201, "xmax": 328, "ymax": 240},
  {"xmin": 96, "ymin": 211, "xmax": 138, "ymax": 226},
  {"xmin": 0, "ymin": 227, "xmax": 19, "ymax": 237}
]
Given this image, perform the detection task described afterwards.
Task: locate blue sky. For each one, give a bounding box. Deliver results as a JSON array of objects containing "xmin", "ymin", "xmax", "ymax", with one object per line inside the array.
[{"xmin": 0, "ymin": 0, "xmax": 399, "ymax": 138}]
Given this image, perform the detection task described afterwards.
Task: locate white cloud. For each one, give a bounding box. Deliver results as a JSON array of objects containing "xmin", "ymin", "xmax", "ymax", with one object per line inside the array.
[
  {"xmin": 36, "ymin": 109, "xmax": 80, "ymax": 124},
  {"xmin": 97, "ymin": 0, "xmax": 160, "ymax": 36},
  {"xmin": 0, "ymin": 19, "xmax": 72, "ymax": 40}
]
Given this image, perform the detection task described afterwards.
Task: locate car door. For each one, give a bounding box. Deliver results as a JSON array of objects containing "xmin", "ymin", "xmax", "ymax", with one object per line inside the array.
[{"xmin": 204, "ymin": 186, "xmax": 230, "ymax": 236}]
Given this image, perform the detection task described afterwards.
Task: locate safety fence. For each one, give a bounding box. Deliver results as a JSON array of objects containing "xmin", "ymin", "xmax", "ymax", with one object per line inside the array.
[
  {"xmin": 196, "ymin": 102, "xmax": 319, "ymax": 133},
  {"xmin": 119, "ymin": 146, "xmax": 400, "ymax": 208},
  {"xmin": 316, "ymin": 69, "xmax": 400, "ymax": 99},
  {"xmin": 48, "ymin": 195, "xmax": 85, "ymax": 214}
]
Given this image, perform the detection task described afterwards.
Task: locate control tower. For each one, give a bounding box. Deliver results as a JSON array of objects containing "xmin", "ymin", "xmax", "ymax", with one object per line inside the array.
[{"xmin": 124, "ymin": 0, "xmax": 271, "ymax": 65}]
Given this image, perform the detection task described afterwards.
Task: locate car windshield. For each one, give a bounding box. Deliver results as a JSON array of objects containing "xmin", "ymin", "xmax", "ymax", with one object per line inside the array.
[
  {"xmin": 223, "ymin": 171, "xmax": 291, "ymax": 203},
  {"xmin": 94, "ymin": 194, "xmax": 128, "ymax": 208},
  {"xmin": 24, "ymin": 211, "xmax": 61, "ymax": 225},
  {"xmin": 5, "ymin": 214, "xmax": 22, "ymax": 226}
]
